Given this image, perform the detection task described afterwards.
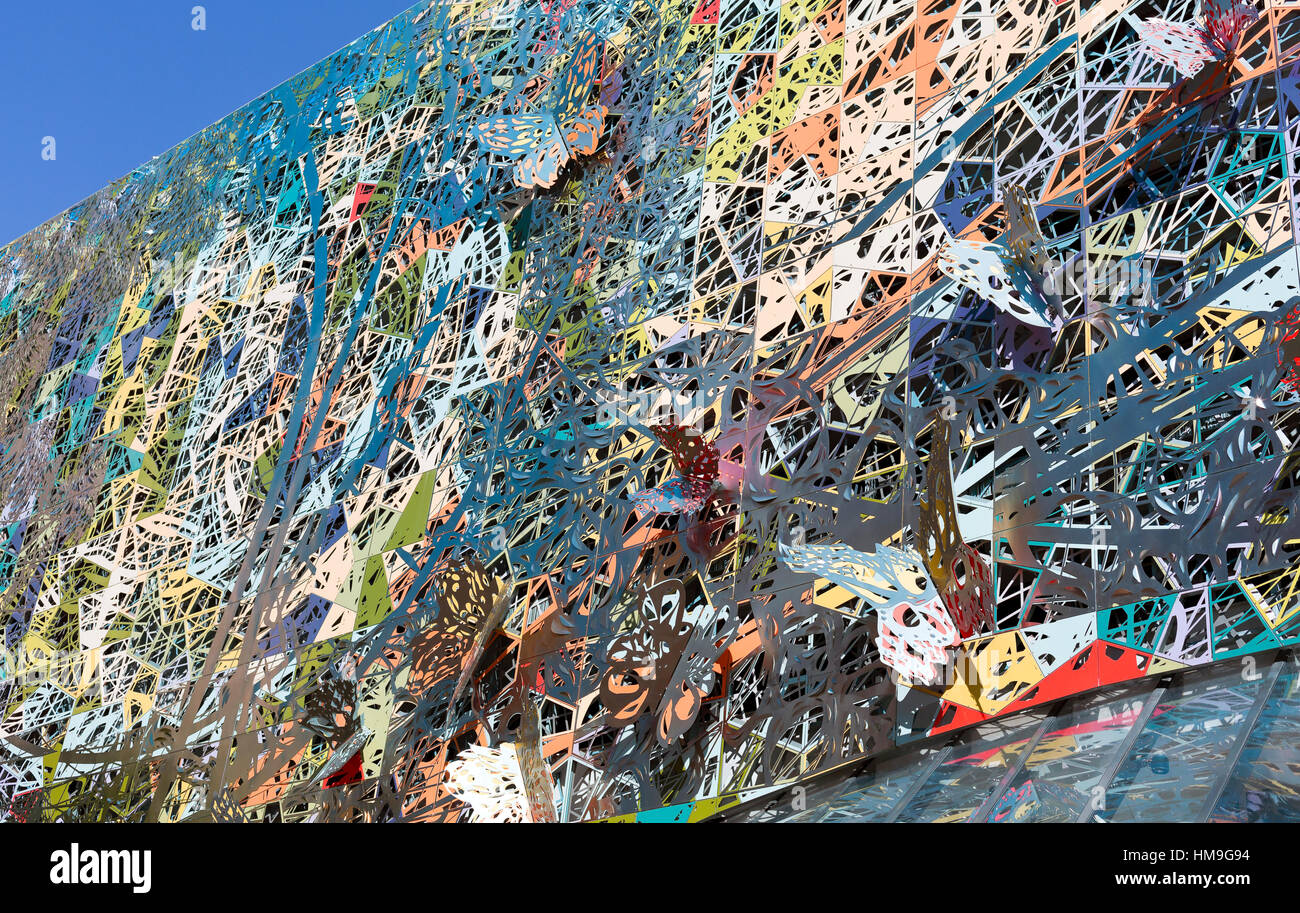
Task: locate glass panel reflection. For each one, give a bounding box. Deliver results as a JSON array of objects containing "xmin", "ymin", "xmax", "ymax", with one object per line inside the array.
[
  {"xmin": 773, "ymin": 749, "xmax": 945, "ymax": 823},
  {"xmin": 893, "ymin": 717, "xmax": 1046, "ymax": 822},
  {"xmin": 726, "ymin": 655, "xmax": 1300, "ymax": 823},
  {"xmin": 1095, "ymin": 666, "xmax": 1265, "ymax": 822},
  {"xmin": 1211, "ymin": 659, "xmax": 1300, "ymax": 822},
  {"xmin": 987, "ymin": 687, "xmax": 1145, "ymax": 823}
]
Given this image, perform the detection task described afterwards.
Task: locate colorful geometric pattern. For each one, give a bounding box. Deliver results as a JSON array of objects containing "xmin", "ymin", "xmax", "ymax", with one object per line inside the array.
[{"xmin": 2, "ymin": 0, "xmax": 1300, "ymax": 822}]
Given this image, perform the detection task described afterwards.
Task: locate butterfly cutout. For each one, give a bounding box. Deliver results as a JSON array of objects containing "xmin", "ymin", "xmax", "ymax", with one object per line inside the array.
[
  {"xmin": 1002, "ymin": 183, "xmax": 1048, "ymax": 273},
  {"xmin": 779, "ymin": 540, "xmax": 940, "ymax": 617},
  {"xmin": 779, "ymin": 539, "xmax": 959, "ymax": 685},
  {"xmin": 1275, "ymin": 300, "xmax": 1300, "ymax": 394},
  {"xmin": 1203, "ymin": 0, "xmax": 1258, "ymax": 51},
  {"xmin": 937, "ymin": 185, "xmax": 1061, "ymax": 327},
  {"xmin": 432, "ymin": 557, "xmax": 504, "ymax": 638},
  {"xmin": 435, "ymin": 559, "xmax": 515, "ymax": 724},
  {"xmin": 937, "ymin": 239, "xmax": 1058, "ymax": 328},
  {"xmin": 443, "ymin": 744, "xmax": 532, "ymax": 822},
  {"xmin": 473, "ymin": 30, "xmax": 608, "ymax": 190},
  {"xmin": 1139, "ymin": 0, "xmax": 1258, "ymax": 79},
  {"xmin": 630, "ymin": 423, "xmax": 720, "ymax": 515}
]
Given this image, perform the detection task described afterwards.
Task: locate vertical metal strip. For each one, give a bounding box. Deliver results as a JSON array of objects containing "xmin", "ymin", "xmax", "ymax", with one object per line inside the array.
[
  {"xmin": 1196, "ymin": 655, "xmax": 1287, "ymax": 822},
  {"xmin": 1073, "ymin": 682, "xmax": 1167, "ymax": 823},
  {"xmin": 969, "ymin": 701, "xmax": 1065, "ymax": 822},
  {"xmin": 883, "ymin": 741, "xmax": 956, "ymax": 823}
]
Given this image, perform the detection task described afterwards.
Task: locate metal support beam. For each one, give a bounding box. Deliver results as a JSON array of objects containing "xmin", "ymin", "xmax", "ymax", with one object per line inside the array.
[
  {"xmin": 1196, "ymin": 655, "xmax": 1287, "ymax": 822},
  {"xmin": 1074, "ymin": 682, "xmax": 1167, "ymax": 823},
  {"xmin": 969, "ymin": 701, "xmax": 1065, "ymax": 822},
  {"xmin": 883, "ymin": 741, "xmax": 955, "ymax": 822}
]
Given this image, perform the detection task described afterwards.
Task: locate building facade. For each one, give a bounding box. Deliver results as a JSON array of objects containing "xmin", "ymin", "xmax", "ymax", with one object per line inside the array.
[{"xmin": 0, "ymin": 0, "xmax": 1298, "ymax": 822}]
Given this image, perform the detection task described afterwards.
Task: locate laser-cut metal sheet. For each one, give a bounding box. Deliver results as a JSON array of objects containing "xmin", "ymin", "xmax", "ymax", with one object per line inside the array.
[{"xmin": 1, "ymin": 0, "xmax": 1300, "ymax": 822}]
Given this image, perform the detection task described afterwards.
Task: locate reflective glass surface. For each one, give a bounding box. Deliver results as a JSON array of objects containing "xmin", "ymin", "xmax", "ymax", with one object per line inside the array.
[{"xmin": 728, "ymin": 654, "xmax": 1300, "ymax": 823}]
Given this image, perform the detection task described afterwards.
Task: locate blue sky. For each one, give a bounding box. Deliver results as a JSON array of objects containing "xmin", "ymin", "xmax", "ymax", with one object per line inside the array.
[{"xmin": 0, "ymin": 1, "xmax": 419, "ymax": 245}]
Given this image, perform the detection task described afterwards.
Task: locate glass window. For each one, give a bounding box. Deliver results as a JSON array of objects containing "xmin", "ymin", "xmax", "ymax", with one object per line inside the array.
[
  {"xmin": 1096, "ymin": 666, "xmax": 1267, "ymax": 822},
  {"xmin": 1209, "ymin": 658, "xmax": 1300, "ymax": 822},
  {"xmin": 985, "ymin": 687, "xmax": 1147, "ymax": 823},
  {"xmin": 892, "ymin": 716, "xmax": 1048, "ymax": 822}
]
